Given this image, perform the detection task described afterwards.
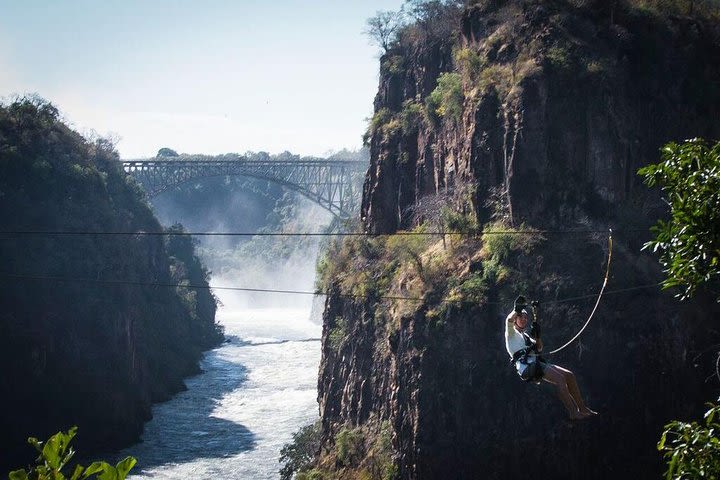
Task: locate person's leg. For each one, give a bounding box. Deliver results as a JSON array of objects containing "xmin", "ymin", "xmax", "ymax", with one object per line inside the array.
[
  {"xmin": 542, "ymin": 364, "xmax": 582, "ymax": 419},
  {"xmin": 553, "ymin": 365, "xmax": 598, "ymax": 416}
]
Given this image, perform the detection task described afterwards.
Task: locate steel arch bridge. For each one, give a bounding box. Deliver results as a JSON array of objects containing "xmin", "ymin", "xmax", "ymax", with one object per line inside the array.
[{"xmin": 122, "ymin": 155, "xmax": 367, "ymax": 219}]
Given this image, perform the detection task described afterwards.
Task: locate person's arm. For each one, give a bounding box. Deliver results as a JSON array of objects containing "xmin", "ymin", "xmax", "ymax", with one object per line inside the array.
[
  {"xmin": 530, "ymin": 319, "xmax": 543, "ymax": 351},
  {"xmin": 530, "ymin": 301, "xmax": 543, "ymax": 351}
]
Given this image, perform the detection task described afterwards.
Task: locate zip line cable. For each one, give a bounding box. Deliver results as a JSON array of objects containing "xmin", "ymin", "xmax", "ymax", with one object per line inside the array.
[
  {"xmin": 0, "ymin": 270, "xmax": 660, "ymax": 306},
  {"xmin": 0, "ymin": 272, "xmax": 419, "ymax": 302},
  {"xmin": 544, "ymin": 229, "xmax": 613, "ymax": 355},
  {"xmin": 0, "ymin": 228, "xmax": 652, "ymax": 238}
]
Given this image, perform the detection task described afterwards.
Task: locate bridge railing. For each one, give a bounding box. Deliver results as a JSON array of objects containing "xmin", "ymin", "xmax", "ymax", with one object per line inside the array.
[{"xmin": 121, "ymin": 157, "xmax": 367, "ymax": 219}]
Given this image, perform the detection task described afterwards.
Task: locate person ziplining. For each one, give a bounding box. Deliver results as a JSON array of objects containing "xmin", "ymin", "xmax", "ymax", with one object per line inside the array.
[
  {"xmin": 504, "ymin": 229, "xmax": 612, "ymax": 419},
  {"xmin": 505, "ymin": 295, "xmax": 598, "ymax": 420}
]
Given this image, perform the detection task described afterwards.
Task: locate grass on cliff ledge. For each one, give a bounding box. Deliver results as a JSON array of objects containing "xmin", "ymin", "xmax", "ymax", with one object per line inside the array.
[
  {"xmin": 290, "ymin": 420, "xmax": 396, "ymax": 480},
  {"xmin": 316, "ymin": 216, "xmax": 543, "ymax": 333}
]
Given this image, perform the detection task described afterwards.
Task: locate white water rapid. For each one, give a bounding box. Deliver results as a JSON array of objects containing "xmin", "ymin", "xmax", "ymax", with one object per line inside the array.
[{"xmin": 120, "ymin": 292, "xmax": 321, "ymax": 479}]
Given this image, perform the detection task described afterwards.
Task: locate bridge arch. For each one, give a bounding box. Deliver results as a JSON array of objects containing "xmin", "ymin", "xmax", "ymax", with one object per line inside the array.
[{"xmin": 122, "ymin": 156, "xmax": 366, "ymax": 219}]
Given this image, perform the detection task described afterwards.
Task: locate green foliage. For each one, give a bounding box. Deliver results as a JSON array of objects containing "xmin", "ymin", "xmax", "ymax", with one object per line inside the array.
[
  {"xmin": 316, "ymin": 235, "xmax": 398, "ymax": 302},
  {"xmin": 166, "ymin": 224, "xmax": 223, "ymax": 347},
  {"xmin": 585, "ymin": 59, "xmax": 607, "ymax": 76},
  {"xmin": 329, "ymin": 316, "xmax": 348, "ymax": 350},
  {"xmin": 0, "ymin": 96, "xmax": 222, "ymax": 461},
  {"xmin": 381, "ymin": 55, "xmax": 405, "ymax": 75},
  {"xmin": 369, "ymin": 108, "xmax": 393, "ymax": 136},
  {"xmin": 364, "ymin": 421, "xmax": 397, "ymax": 480},
  {"xmin": 453, "ymin": 47, "xmax": 515, "ymax": 100},
  {"xmin": 638, "ymin": 139, "xmax": 720, "ymax": 301},
  {"xmin": 448, "ymin": 272, "xmax": 489, "ymax": 306},
  {"xmin": 477, "ymin": 65, "xmax": 514, "ymax": 98},
  {"xmin": 441, "ymin": 207, "xmax": 478, "ymax": 234},
  {"xmin": 477, "ymin": 222, "xmax": 544, "ymax": 297},
  {"xmin": 279, "ymin": 421, "xmax": 322, "ymax": 480},
  {"xmin": 426, "ymin": 72, "xmax": 464, "ymax": 124},
  {"xmin": 295, "ymin": 469, "xmax": 325, "ymax": 480},
  {"xmin": 546, "ymin": 45, "xmax": 573, "ymax": 72},
  {"xmin": 8, "ymin": 427, "xmax": 136, "ymax": 480},
  {"xmin": 658, "ymin": 401, "xmax": 720, "ymax": 479},
  {"xmin": 454, "ymin": 47, "xmax": 486, "ymax": 85},
  {"xmin": 482, "ymin": 222, "xmax": 542, "ymax": 263},
  {"xmin": 399, "ymin": 100, "xmax": 424, "ymax": 135},
  {"xmin": 386, "ymin": 227, "xmax": 432, "ymax": 281},
  {"xmin": 365, "ymin": 108, "xmax": 402, "ymax": 144},
  {"xmin": 401, "ymin": 0, "xmax": 463, "ymax": 41},
  {"xmin": 156, "ymin": 147, "xmax": 178, "ymax": 157},
  {"xmin": 336, "ymin": 427, "xmax": 365, "ymax": 467}
]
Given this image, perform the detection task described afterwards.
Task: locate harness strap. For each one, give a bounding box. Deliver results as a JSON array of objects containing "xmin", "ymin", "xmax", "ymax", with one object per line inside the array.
[{"xmin": 510, "ymin": 346, "xmax": 536, "ymax": 364}]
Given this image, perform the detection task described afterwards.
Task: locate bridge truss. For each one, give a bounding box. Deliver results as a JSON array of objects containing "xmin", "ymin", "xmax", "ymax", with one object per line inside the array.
[{"xmin": 122, "ymin": 155, "xmax": 367, "ymax": 219}]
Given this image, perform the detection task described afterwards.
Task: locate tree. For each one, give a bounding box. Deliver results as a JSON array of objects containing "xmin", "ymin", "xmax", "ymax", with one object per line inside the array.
[
  {"xmin": 157, "ymin": 147, "xmax": 178, "ymax": 157},
  {"xmin": 657, "ymin": 401, "xmax": 720, "ymax": 480},
  {"xmin": 365, "ymin": 10, "xmax": 404, "ymax": 53},
  {"xmin": 402, "ymin": 0, "xmax": 462, "ymax": 40},
  {"xmin": 279, "ymin": 421, "xmax": 321, "ymax": 480},
  {"xmin": 638, "ymin": 139, "xmax": 720, "ymax": 301}
]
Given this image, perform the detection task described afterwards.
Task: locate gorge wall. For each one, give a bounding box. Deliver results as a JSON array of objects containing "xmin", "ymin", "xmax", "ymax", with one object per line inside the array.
[
  {"xmin": 316, "ymin": 1, "xmax": 720, "ymax": 479},
  {"xmin": 0, "ymin": 99, "xmax": 223, "ymax": 471}
]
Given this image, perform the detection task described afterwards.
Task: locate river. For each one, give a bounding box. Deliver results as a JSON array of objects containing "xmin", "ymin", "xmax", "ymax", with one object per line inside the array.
[{"xmin": 119, "ymin": 293, "xmax": 322, "ymax": 479}]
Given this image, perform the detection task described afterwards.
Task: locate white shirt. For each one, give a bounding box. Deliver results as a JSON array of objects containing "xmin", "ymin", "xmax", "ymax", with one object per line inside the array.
[{"xmin": 505, "ymin": 311, "xmax": 528, "ymax": 357}]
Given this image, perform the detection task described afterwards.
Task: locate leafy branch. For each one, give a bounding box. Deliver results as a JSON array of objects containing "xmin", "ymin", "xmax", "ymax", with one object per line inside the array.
[{"xmin": 8, "ymin": 427, "xmax": 136, "ymax": 480}]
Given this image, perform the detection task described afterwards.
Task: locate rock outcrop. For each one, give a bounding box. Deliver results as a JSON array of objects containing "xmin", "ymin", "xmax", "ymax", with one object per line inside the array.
[
  {"xmin": 0, "ymin": 99, "xmax": 223, "ymax": 471},
  {"xmin": 318, "ymin": 2, "xmax": 720, "ymax": 479}
]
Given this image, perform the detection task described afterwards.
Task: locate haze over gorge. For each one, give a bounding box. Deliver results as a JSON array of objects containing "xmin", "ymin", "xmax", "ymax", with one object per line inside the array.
[{"xmin": 2, "ymin": 1, "xmax": 720, "ymax": 480}]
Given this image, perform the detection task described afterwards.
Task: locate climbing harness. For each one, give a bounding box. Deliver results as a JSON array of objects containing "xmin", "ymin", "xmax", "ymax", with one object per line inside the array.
[
  {"xmin": 509, "ymin": 229, "xmax": 613, "ymax": 381},
  {"xmin": 510, "ymin": 299, "xmax": 545, "ymax": 382}
]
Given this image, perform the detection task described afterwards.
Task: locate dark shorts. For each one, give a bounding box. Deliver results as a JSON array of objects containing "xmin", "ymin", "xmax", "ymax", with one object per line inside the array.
[{"xmin": 515, "ymin": 355, "xmax": 549, "ymax": 382}]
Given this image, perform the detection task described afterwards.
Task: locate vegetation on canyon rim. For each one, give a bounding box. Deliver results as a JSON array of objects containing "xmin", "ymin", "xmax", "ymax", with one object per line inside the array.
[
  {"xmin": 281, "ymin": 0, "xmax": 720, "ymax": 477},
  {"xmin": 4, "ymin": 0, "xmax": 720, "ymax": 478}
]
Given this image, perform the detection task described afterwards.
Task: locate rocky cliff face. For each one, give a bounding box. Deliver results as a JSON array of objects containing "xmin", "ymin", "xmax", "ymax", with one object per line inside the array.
[
  {"xmin": 318, "ymin": 2, "xmax": 720, "ymax": 479},
  {"xmin": 0, "ymin": 99, "xmax": 223, "ymax": 470},
  {"xmin": 362, "ymin": 0, "xmax": 720, "ymax": 233}
]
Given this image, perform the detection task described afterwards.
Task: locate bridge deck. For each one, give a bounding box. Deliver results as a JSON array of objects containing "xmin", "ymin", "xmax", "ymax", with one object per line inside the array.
[{"xmin": 121, "ymin": 156, "xmax": 367, "ymax": 219}]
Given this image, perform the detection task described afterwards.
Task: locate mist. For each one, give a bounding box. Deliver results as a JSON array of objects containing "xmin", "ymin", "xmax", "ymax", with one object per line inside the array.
[{"xmin": 149, "ymin": 180, "xmax": 334, "ymax": 316}]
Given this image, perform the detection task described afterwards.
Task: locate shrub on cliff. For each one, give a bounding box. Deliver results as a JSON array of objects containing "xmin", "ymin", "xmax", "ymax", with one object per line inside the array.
[
  {"xmin": 399, "ymin": 100, "xmax": 424, "ymax": 134},
  {"xmin": 165, "ymin": 223, "xmax": 224, "ymax": 348},
  {"xmin": 639, "ymin": 139, "xmax": 720, "ymax": 301},
  {"xmin": 426, "ymin": 72, "xmax": 464, "ymax": 124},
  {"xmin": 336, "ymin": 427, "xmax": 365, "ymax": 467},
  {"xmin": 364, "ymin": 108, "xmax": 402, "ymax": 145},
  {"xmin": 279, "ymin": 421, "xmax": 321, "ymax": 480}
]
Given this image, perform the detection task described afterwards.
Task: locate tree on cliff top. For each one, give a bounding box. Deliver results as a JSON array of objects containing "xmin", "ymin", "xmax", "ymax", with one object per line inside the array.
[
  {"xmin": 365, "ymin": 1, "xmax": 463, "ymax": 53},
  {"xmin": 639, "ymin": 139, "xmax": 720, "ymax": 302},
  {"xmin": 365, "ymin": 10, "xmax": 404, "ymax": 53}
]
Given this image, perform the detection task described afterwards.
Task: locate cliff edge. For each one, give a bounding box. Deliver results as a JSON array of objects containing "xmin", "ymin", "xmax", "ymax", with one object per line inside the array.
[{"xmin": 314, "ymin": 1, "xmax": 720, "ymax": 479}]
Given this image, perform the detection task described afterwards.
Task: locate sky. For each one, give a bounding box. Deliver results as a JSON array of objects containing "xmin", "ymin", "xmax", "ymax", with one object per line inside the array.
[{"xmin": 0, "ymin": 0, "xmax": 404, "ymax": 158}]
